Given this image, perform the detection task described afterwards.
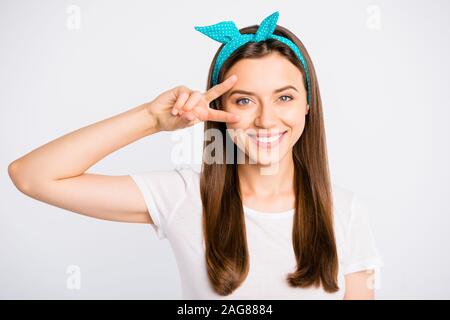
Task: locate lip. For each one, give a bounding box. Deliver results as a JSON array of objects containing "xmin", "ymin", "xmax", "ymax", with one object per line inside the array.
[
  {"xmin": 248, "ymin": 130, "xmax": 287, "ymax": 148},
  {"xmin": 250, "ymin": 131, "xmax": 286, "ymax": 137}
]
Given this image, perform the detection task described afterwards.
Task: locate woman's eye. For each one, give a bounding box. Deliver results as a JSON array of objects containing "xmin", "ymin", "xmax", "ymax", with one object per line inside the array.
[
  {"xmin": 235, "ymin": 98, "xmax": 251, "ymax": 106},
  {"xmin": 279, "ymin": 95, "xmax": 293, "ymax": 102}
]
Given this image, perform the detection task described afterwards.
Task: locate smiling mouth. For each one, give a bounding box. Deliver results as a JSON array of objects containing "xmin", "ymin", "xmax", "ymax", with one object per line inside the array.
[{"xmin": 248, "ymin": 131, "xmax": 287, "ymax": 148}]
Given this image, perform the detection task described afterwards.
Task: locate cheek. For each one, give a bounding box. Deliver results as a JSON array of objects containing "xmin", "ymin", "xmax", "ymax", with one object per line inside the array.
[
  {"xmin": 227, "ymin": 118, "xmax": 253, "ymax": 131},
  {"xmin": 281, "ymin": 107, "xmax": 306, "ymax": 142},
  {"xmin": 282, "ymin": 105, "xmax": 306, "ymax": 125},
  {"xmin": 225, "ymin": 107, "xmax": 253, "ymax": 130},
  {"xmin": 226, "ymin": 119, "xmax": 251, "ymax": 145}
]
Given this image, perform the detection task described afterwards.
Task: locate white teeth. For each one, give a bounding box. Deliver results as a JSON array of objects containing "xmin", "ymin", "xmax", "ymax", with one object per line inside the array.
[{"xmin": 255, "ymin": 134, "xmax": 282, "ymax": 143}]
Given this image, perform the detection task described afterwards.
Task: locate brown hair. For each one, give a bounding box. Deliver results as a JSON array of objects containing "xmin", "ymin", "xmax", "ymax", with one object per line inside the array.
[{"xmin": 199, "ymin": 24, "xmax": 338, "ymax": 295}]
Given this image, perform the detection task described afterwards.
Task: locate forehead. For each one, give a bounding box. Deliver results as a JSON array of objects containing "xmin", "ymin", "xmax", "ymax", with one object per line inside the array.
[{"xmin": 223, "ymin": 52, "xmax": 304, "ymax": 90}]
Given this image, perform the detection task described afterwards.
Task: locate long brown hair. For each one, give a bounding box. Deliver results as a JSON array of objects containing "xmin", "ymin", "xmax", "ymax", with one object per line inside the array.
[{"xmin": 199, "ymin": 23, "xmax": 338, "ymax": 295}]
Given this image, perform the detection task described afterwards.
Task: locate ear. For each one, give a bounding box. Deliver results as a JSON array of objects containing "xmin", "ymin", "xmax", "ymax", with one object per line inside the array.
[{"xmin": 305, "ymin": 104, "xmax": 310, "ymax": 115}]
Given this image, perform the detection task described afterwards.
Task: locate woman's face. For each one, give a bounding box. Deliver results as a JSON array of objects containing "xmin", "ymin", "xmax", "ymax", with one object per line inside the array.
[{"xmin": 221, "ymin": 52, "xmax": 309, "ymax": 166}]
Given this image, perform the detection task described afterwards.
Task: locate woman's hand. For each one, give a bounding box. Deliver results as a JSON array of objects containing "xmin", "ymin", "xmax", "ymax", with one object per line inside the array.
[{"xmin": 146, "ymin": 75, "xmax": 241, "ymax": 131}]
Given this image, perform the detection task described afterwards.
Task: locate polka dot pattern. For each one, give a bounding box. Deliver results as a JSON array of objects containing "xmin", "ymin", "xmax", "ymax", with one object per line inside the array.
[{"xmin": 194, "ymin": 11, "xmax": 311, "ymax": 104}]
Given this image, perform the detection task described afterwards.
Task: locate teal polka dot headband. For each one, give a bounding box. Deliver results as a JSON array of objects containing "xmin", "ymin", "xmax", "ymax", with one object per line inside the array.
[{"xmin": 194, "ymin": 11, "xmax": 311, "ymax": 104}]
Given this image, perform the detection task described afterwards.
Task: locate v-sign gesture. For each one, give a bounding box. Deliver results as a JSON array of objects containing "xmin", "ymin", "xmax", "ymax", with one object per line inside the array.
[{"xmin": 146, "ymin": 75, "xmax": 241, "ymax": 131}]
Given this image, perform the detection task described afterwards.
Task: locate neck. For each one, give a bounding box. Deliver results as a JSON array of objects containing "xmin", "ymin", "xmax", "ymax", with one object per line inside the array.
[{"xmin": 237, "ymin": 152, "xmax": 294, "ymax": 197}]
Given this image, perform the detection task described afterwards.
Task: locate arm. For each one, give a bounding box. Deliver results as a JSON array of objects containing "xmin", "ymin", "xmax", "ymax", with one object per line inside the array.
[
  {"xmin": 7, "ymin": 103, "xmax": 157, "ymax": 223},
  {"xmin": 7, "ymin": 76, "xmax": 240, "ymax": 224},
  {"xmin": 343, "ymin": 269, "xmax": 376, "ymax": 300}
]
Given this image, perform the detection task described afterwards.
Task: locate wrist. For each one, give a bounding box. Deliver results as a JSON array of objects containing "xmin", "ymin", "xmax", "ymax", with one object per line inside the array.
[{"xmin": 136, "ymin": 102, "xmax": 160, "ymax": 136}]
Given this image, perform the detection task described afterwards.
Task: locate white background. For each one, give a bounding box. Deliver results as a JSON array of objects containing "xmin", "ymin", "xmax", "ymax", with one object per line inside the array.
[{"xmin": 1, "ymin": 0, "xmax": 449, "ymax": 299}]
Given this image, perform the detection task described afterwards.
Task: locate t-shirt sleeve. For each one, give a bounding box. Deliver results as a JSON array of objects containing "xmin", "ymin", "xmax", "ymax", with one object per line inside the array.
[
  {"xmin": 129, "ymin": 167, "xmax": 192, "ymax": 240},
  {"xmin": 342, "ymin": 193, "xmax": 384, "ymax": 275}
]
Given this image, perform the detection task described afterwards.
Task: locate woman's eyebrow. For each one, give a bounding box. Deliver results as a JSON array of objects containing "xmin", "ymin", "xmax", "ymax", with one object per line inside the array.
[{"xmin": 227, "ymin": 85, "xmax": 298, "ymax": 98}]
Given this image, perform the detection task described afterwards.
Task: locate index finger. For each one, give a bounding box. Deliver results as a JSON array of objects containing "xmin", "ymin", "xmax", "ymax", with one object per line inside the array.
[{"xmin": 204, "ymin": 75, "xmax": 238, "ymax": 103}]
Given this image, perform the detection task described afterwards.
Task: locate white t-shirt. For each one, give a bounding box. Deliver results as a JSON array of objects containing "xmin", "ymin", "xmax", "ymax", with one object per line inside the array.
[{"xmin": 129, "ymin": 166, "xmax": 384, "ymax": 299}]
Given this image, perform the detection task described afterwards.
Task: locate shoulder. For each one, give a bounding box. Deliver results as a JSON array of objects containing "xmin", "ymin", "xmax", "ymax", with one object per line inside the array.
[
  {"xmin": 173, "ymin": 164, "xmax": 201, "ymax": 188},
  {"xmin": 331, "ymin": 183, "xmax": 367, "ymax": 231},
  {"xmin": 331, "ymin": 184, "xmax": 384, "ymax": 274},
  {"xmin": 331, "ymin": 183, "xmax": 377, "ymax": 237}
]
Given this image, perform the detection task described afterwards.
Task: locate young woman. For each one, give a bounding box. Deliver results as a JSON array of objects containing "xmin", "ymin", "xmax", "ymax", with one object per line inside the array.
[{"xmin": 8, "ymin": 12, "xmax": 383, "ymax": 299}]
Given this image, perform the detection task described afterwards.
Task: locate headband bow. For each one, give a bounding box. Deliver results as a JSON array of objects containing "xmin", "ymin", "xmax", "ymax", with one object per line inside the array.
[{"xmin": 194, "ymin": 11, "xmax": 311, "ymax": 104}]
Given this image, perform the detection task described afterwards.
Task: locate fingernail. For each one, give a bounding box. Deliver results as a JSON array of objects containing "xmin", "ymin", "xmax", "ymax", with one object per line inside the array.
[
  {"xmin": 230, "ymin": 75, "xmax": 237, "ymax": 81},
  {"xmin": 171, "ymin": 108, "xmax": 178, "ymax": 115}
]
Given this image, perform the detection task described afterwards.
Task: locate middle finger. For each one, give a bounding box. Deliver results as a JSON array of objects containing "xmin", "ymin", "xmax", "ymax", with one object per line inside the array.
[{"xmin": 182, "ymin": 91, "xmax": 203, "ymax": 111}]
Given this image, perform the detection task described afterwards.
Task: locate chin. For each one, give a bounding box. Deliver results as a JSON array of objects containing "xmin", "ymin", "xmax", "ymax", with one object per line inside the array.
[{"xmin": 243, "ymin": 144, "xmax": 290, "ymax": 168}]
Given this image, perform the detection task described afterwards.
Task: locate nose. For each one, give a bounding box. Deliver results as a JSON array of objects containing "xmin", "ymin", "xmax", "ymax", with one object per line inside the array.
[{"xmin": 254, "ymin": 102, "xmax": 278, "ymax": 128}]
